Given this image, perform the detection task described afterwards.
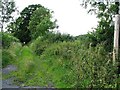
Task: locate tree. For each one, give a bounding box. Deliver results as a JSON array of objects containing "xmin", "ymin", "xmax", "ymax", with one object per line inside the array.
[
  {"xmin": 0, "ymin": 0, "xmax": 17, "ymax": 32},
  {"xmin": 28, "ymin": 7, "xmax": 57, "ymax": 39},
  {"xmin": 7, "ymin": 4, "xmax": 43, "ymax": 44},
  {"xmin": 81, "ymin": 1, "xmax": 119, "ymax": 51},
  {"xmin": 8, "ymin": 4, "xmax": 57, "ymax": 44},
  {"xmin": 81, "ymin": 1, "xmax": 120, "ymax": 88}
]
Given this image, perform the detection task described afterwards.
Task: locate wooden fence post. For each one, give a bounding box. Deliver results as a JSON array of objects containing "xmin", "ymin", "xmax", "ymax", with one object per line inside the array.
[{"xmin": 113, "ymin": 14, "xmax": 120, "ymax": 65}]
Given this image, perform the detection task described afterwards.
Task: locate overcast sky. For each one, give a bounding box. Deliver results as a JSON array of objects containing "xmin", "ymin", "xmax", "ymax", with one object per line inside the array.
[{"xmin": 14, "ymin": 0, "xmax": 98, "ymax": 36}]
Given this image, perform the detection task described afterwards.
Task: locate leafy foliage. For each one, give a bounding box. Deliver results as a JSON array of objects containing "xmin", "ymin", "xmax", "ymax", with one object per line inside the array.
[
  {"xmin": 7, "ymin": 4, "xmax": 57, "ymax": 44},
  {"xmin": 28, "ymin": 8, "xmax": 57, "ymax": 39},
  {"xmin": 2, "ymin": 42, "xmax": 22, "ymax": 67},
  {"xmin": 2, "ymin": 1, "xmax": 120, "ymax": 88},
  {"xmin": 0, "ymin": 0, "xmax": 17, "ymax": 32},
  {"xmin": 5, "ymin": 39, "xmax": 118, "ymax": 88},
  {"xmin": 2, "ymin": 49, "xmax": 14, "ymax": 67},
  {"xmin": 43, "ymin": 32, "xmax": 75, "ymax": 43},
  {"xmin": 81, "ymin": 1, "xmax": 119, "ymax": 51},
  {"xmin": 75, "ymin": 34, "xmax": 91, "ymax": 48},
  {"xmin": 1, "ymin": 32, "xmax": 20, "ymax": 67},
  {"xmin": 7, "ymin": 4, "xmax": 43, "ymax": 44},
  {"xmin": 2, "ymin": 32, "xmax": 19, "ymax": 49},
  {"xmin": 33, "ymin": 41, "xmax": 116, "ymax": 88},
  {"xmin": 29, "ymin": 32, "xmax": 75, "ymax": 55},
  {"xmin": 2, "ymin": 30, "xmax": 117, "ymax": 88}
]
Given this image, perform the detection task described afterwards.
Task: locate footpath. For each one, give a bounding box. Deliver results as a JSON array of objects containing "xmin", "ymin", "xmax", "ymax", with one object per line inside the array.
[{"xmin": 2, "ymin": 65, "xmax": 43, "ymax": 89}]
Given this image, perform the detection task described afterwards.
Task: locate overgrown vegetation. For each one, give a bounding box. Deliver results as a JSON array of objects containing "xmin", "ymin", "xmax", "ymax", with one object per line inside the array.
[
  {"xmin": 2, "ymin": 36, "xmax": 119, "ymax": 88},
  {"xmin": 1, "ymin": 32, "xmax": 20, "ymax": 67},
  {"xmin": 7, "ymin": 4, "xmax": 57, "ymax": 44},
  {"xmin": 2, "ymin": 0, "xmax": 120, "ymax": 88},
  {"xmin": 2, "ymin": 32, "xmax": 19, "ymax": 49},
  {"xmin": 29, "ymin": 32, "xmax": 75, "ymax": 55}
]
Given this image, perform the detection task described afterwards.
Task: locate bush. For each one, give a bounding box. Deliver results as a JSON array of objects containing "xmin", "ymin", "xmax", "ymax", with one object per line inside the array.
[
  {"xmin": 8, "ymin": 40, "xmax": 118, "ymax": 88},
  {"xmin": 28, "ymin": 41, "xmax": 117, "ymax": 88},
  {"xmin": 2, "ymin": 49, "xmax": 15, "ymax": 67},
  {"xmin": 8, "ymin": 42, "xmax": 22, "ymax": 57},
  {"xmin": 29, "ymin": 32, "xmax": 75, "ymax": 56},
  {"xmin": 42, "ymin": 32, "xmax": 75, "ymax": 43},
  {"xmin": 2, "ymin": 32, "xmax": 19, "ymax": 49},
  {"xmin": 29, "ymin": 36, "xmax": 50, "ymax": 55},
  {"xmin": 2, "ymin": 42, "xmax": 22, "ymax": 68}
]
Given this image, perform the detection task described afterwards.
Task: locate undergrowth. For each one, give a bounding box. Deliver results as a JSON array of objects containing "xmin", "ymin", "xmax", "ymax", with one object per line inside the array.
[{"xmin": 4, "ymin": 40, "xmax": 118, "ymax": 88}]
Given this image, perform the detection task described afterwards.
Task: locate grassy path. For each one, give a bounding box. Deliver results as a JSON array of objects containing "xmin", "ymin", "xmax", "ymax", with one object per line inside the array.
[
  {"xmin": 2, "ymin": 65, "xmax": 19, "ymax": 88},
  {"xmin": 2, "ymin": 46, "xmax": 42, "ymax": 88}
]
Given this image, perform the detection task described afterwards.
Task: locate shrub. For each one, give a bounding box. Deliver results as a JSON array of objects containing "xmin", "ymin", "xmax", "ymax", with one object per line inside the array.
[
  {"xmin": 30, "ymin": 41, "xmax": 117, "ymax": 88},
  {"xmin": 6, "ymin": 38, "xmax": 118, "ymax": 88},
  {"xmin": 42, "ymin": 32, "xmax": 75, "ymax": 43},
  {"xmin": 2, "ymin": 42, "xmax": 22, "ymax": 68},
  {"xmin": 29, "ymin": 32, "xmax": 75, "ymax": 56},
  {"xmin": 29, "ymin": 36, "xmax": 50, "ymax": 55},
  {"xmin": 2, "ymin": 49, "xmax": 15, "ymax": 67},
  {"xmin": 8, "ymin": 42, "xmax": 22, "ymax": 57},
  {"xmin": 2, "ymin": 32, "xmax": 19, "ymax": 49}
]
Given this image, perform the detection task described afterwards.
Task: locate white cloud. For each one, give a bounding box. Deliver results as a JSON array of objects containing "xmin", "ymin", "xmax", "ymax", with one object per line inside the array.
[{"xmin": 15, "ymin": 0, "xmax": 98, "ymax": 36}]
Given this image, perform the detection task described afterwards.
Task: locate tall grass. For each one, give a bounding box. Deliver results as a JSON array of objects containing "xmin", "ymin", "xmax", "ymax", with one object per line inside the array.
[
  {"xmin": 10, "ymin": 40, "xmax": 117, "ymax": 88},
  {"xmin": 2, "ymin": 42, "xmax": 22, "ymax": 67},
  {"xmin": 29, "ymin": 41, "xmax": 116, "ymax": 88},
  {"xmin": 2, "ymin": 32, "xmax": 21, "ymax": 67},
  {"xmin": 3, "ymin": 38, "xmax": 118, "ymax": 88},
  {"xmin": 11, "ymin": 46, "xmax": 36, "ymax": 85}
]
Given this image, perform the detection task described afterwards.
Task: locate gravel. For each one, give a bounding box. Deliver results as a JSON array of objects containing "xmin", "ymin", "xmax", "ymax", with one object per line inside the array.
[
  {"xmin": 2, "ymin": 65, "xmax": 55, "ymax": 89},
  {"xmin": 2, "ymin": 65, "xmax": 17, "ymax": 74},
  {"xmin": 2, "ymin": 65, "xmax": 18, "ymax": 88}
]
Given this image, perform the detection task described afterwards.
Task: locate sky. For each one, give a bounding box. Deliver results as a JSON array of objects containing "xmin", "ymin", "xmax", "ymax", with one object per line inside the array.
[{"xmin": 14, "ymin": 0, "xmax": 98, "ymax": 36}]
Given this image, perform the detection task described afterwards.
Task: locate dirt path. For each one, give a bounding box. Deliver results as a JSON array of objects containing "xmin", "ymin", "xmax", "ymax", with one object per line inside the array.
[
  {"xmin": 2, "ymin": 65, "xmax": 19, "ymax": 88},
  {"xmin": 2, "ymin": 46, "xmax": 54, "ymax": 89},
  {"xmin": 2, "ymin": 65, "xmax": 54, "ymax": 89}
]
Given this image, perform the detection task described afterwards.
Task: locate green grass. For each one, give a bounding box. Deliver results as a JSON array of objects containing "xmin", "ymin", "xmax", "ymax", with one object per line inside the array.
[
  {"xmin": 2, "ymin": 42, "xmax": 22, "ymax": 67},
  {"xmin": 2, "ymin": 40, "xmax": 119, "ymax": 88}
]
